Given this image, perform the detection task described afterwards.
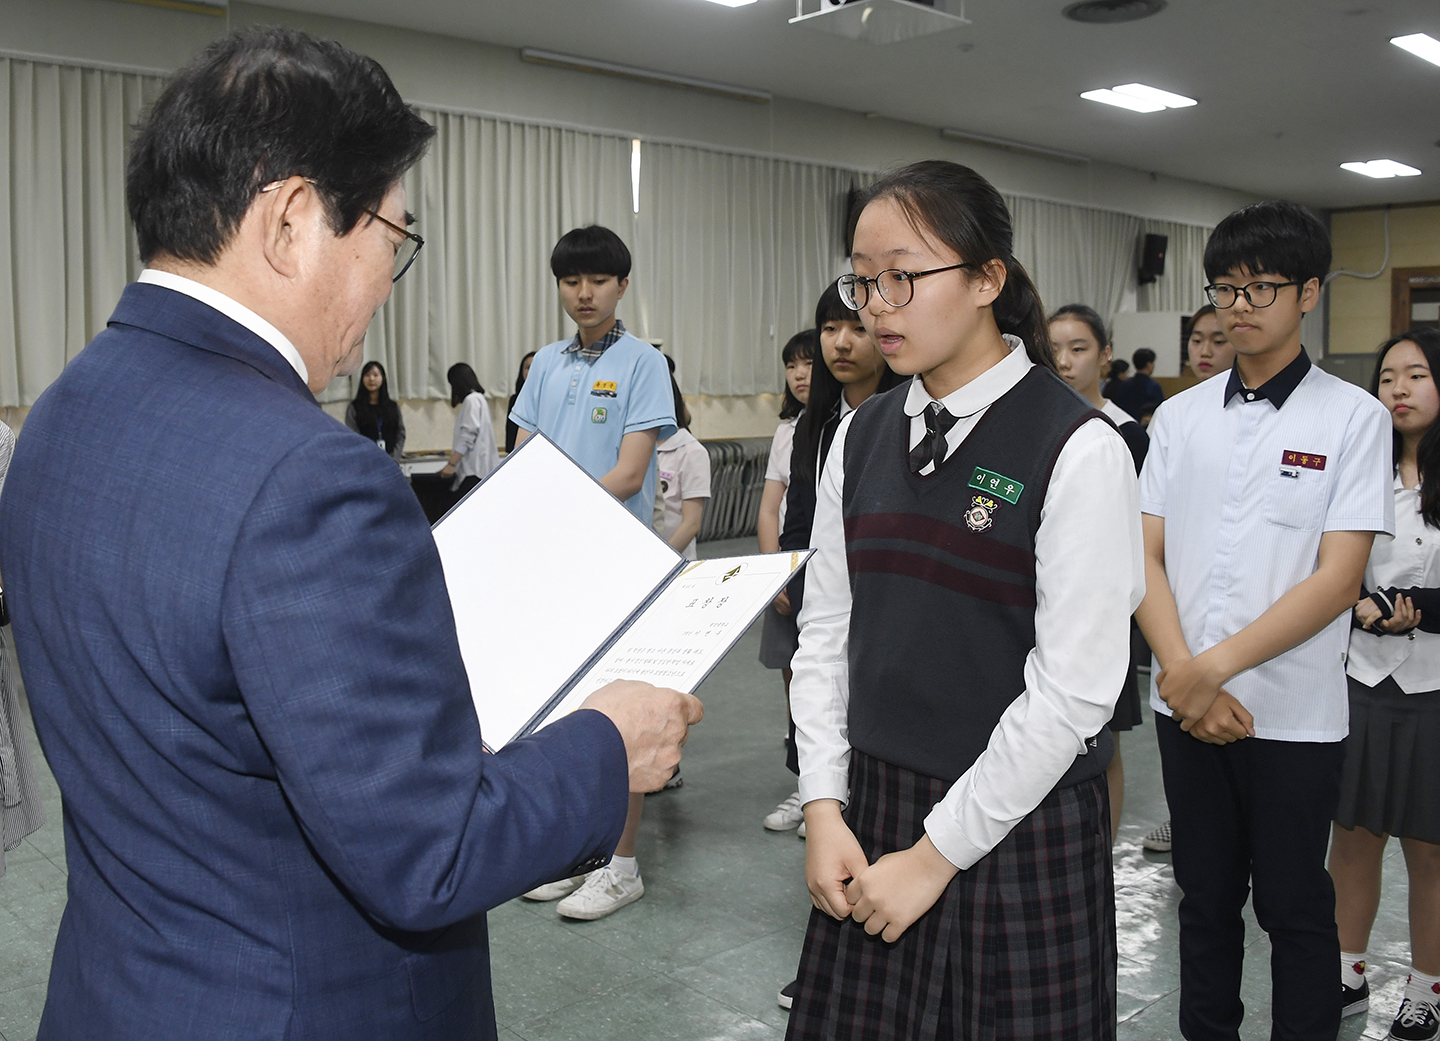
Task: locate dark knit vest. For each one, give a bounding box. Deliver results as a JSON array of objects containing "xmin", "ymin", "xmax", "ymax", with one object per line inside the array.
[{"xmin": 843, "ymin": 368, "xmax": 1114, "ymax": 786}]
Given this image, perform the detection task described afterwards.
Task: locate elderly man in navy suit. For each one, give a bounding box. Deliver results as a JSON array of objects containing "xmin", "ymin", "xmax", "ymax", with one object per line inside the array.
[{"xmin": 0, "ymin": 26, "xmax": 701, "ymax": 1041}]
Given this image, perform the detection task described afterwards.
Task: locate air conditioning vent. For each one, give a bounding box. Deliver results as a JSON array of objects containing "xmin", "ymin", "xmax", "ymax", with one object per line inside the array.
[{"xmin": 1062, "ymin": 0, "xmax": 1165, "ymax": 24}]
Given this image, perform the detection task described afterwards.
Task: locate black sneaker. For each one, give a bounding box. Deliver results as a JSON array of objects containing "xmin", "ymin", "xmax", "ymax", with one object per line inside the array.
[
  {"xmin": 1343, "ymin": 976, "xmax": 1370, "ymax": 1019},
  {"xmin": 1390, "ymin": 992, "xmax": 1440, "ymax": 1041},
  {"xmin": 778, "ymin": 978, "xmax": 799, "ymax": 1011}
]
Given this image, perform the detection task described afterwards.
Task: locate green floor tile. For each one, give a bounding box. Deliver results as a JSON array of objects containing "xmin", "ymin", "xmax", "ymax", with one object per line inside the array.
[
  {"xmin": 0, "ymin": 981, "xmax": 46, "ymax": 1041},
  {"xmin": 509, "ymin": 973, "xmax": 782, "ymax": 1041}
]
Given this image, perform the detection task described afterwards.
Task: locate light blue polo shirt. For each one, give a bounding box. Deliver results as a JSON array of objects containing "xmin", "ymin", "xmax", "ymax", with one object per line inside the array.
[{"xmin": 510, "ymin": 330, "xmax": 677, "ymax": 522}]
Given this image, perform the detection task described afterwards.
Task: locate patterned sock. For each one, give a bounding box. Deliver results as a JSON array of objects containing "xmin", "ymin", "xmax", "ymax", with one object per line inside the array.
[
  {"xmin": 1342, "ymin": 952, "xmax": 1367, "ymax": 989},
  {"xmin": 608, "ymin": 854, "xmax": 639, "ymax": 878},
  {"xmin": 1406, "ymin": 968, "xmax": 1440, "ymax": 1003}
]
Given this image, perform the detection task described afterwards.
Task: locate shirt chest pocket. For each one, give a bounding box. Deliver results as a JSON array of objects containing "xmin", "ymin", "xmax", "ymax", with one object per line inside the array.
[{"xmin": 1262, "ymin": 468, "xmax": 1329, "ymax": 530}]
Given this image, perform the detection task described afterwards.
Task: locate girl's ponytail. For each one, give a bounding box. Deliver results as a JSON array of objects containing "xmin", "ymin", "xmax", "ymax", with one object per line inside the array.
[{"xmin": 992, "ymin": 259, "xmax": 1053, "ymax": 372}]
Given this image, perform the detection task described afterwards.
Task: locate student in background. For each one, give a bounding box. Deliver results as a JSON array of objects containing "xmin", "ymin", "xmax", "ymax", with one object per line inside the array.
[
  {"xmin": 1113, "ymin": 347, "xmax": 1165, "ymax": 419},
  {"xmin": 1331, "ymin": 328, "xmax": 1440, "ymax": 1041},
  {"xmin": 512, "ymin": 224, "xmax": 676, "ymax": 920},
  {"xmin": 505, "ymin": 351, "xmax": 536, "ymax": 454},
  {"xmin": 509, "ymin": 225, "xmax": 675, "ymax": 526},
  {"xmin": 1049, "ymin": 303, "xmax": 1148, "ymax": 846},
  {"xmin": 1136, "ymin": 200, "xmax": 1393, "ymax": 1041},
  {"xmin": 1102, "ymin": 358, "xmax": 1130, "ymax": 399},
  {"xmin": 759, "ymin": 329, "xmax": 815, "ymax": 838},
  {"xmin": 654, "ymin": 356, "xmax": 711, "ymax": 560},
  {"xmin": 1186, "ymin": 304, "xmax": 1236, "ymax": 381},
  {"xmin": 345, "ymin": 360, "xmax": 405, "ymax": 462},
  {"xmin": 438, "ymin": 362, "xmax": 498, "ymax": 503},
  {"xmin": 789, "ymin": 161, "xmax": 1141, "ymax": 1039},
  {"xmin": 776, "ymin": 286, "xmax": 904, "ymax": 810}
]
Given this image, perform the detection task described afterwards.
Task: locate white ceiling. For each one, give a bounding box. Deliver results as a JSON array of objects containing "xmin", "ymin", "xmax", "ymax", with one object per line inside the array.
[{"xmin": 258, "ymin": 0, "xmax": 1440, "ymax": 209}]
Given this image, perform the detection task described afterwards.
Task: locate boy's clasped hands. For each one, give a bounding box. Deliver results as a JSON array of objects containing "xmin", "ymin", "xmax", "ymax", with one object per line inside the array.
[
  {"xmin": 803, "ymin": 799, "xmax": 959, "ymax": 943},
  {"xmin": 1156, "ymin": 652, "xmax": 1256, "ymax": 745}
]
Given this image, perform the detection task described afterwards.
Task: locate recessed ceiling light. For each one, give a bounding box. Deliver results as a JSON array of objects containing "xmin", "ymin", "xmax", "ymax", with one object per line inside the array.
[
  {"xmin": 1341, "ymin": 159, "xmax": 1422, "ymax": 178},
  {"xmin": 1392, "ymin": 33, "xmax": 1440, "ymax": 67},
  {"xmin": 700, "ymin": 0, "xmax": 757, "ymax": 6},
  {"xmin": 1081, "ymin": 82, "xmax": 1197, "ymax": 112}
]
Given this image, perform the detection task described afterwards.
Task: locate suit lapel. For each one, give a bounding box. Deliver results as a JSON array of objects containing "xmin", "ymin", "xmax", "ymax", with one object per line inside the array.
[{"xmin": 108, "ymin": 282, "xmax": 316, "ymax": 402}]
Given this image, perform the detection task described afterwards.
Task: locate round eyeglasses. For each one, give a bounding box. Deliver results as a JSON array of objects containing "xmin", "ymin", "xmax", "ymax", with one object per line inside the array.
[
  {"xmin": 837, "ymin": 263, "xmax": 974, "ymax": 311},
  {"xmin": 1203, "ymin": 280, "xmax": 1301, "ymax": 309},
  {"xmin": 364, "ymin": 208, "xmax": 425, "ymax": 283}
]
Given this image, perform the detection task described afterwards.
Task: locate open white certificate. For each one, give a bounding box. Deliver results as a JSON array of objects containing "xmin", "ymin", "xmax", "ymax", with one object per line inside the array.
[{"xmin": 430, "ymin": 432, "xmax": 810, "ymax": 752}]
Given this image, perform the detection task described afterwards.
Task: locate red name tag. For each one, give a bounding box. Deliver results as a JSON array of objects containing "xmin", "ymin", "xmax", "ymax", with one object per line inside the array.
[{"xmin": 1281, "ymin": 450, "xmax": 1326, "ymax": 470}]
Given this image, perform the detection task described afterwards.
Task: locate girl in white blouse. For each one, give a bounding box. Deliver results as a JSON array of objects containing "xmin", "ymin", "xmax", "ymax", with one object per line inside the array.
[{"xmin": 1331, "ymin": 328, "xmax": 1440, "ymax": 1041}]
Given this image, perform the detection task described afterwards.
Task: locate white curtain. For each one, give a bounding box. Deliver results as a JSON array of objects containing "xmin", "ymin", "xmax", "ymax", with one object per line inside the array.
[
  {"xmin": 0, "ymin": 54, "xmax": 1216, "ymax": 408},
  {"xmin": 0, "ymin": 58, "xmax": 164, "ymax": 406},
  {"xmin": 1008, "ymin": 194, "xmax": 1211, "ymax": 330}
]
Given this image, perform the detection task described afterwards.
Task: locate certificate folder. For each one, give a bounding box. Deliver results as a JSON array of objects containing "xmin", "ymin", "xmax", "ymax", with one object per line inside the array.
[{"xmin": 430, "ymin": 432, "xmax": 811, "ymax": 752}]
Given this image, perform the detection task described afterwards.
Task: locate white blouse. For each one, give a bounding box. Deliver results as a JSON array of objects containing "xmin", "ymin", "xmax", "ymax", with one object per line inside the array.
[
  {"xmin": 452, "ymin": 392, "xmax": 499, "ymax": 486},
  {"xmin": 1347, "ymin": 477, "xmax": 1440, "ymax": 694}
]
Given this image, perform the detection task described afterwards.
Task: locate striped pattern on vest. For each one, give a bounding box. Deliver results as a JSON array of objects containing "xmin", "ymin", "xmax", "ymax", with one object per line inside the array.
[{"xmin": 842, "ymin": 368, "xmax": 1110, "ymax": 785}]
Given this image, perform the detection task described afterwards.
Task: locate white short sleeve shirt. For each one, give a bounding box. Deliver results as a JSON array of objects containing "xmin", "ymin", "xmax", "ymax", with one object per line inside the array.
[
  {"xmin": 765, "ymin": 417, "xmax": 798, "ymax": 530},
  {"xmin": 1138, "ymin": 351, "xmax": 1394, "ymax": 741}
]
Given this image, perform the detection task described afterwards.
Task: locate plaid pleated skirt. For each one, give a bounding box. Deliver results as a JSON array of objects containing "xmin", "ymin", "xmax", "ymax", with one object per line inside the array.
[{"xmin": 786, "ymin": 752, "xmax": 1116, "ymax": 1041}]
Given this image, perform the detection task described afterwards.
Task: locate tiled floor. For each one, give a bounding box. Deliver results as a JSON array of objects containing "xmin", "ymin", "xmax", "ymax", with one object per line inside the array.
[{"xmin": 0, "ymin": 535, "xmax": 1418, "ymax": 1040}]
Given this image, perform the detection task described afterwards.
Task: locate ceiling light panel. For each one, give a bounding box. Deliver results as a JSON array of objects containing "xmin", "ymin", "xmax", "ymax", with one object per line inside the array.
[
  {"xmin": 1081, "ymin": 82, "xmax": 1196, "ymax": 113},
  {"xmin": 700, "ymin": 0, "xmax": 757, "ymax": 6},
  {"xmin": 1391, "ymin": 33, "xmax": 1440, "ymax": 67},
  {"xmin": 1340, "ymin": 159, "xmax": 1422, "ymax": 179}
]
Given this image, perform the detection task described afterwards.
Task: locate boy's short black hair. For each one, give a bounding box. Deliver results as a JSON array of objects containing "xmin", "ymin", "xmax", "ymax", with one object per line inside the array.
[
  {"xmin": 1203, "ymin": 200, "xmax": 1331, "ymax": 285},
  {"xmin": 550, "ymin": 225, "xmax": 632, "ymax": 280},
  {"xmin": 1133, "ymin": 348, "xmax": 1156, "ymax": 369}
]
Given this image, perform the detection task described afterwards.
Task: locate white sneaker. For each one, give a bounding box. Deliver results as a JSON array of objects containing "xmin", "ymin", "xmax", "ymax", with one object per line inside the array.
[
  {"xmin": 797, "ymin": 820, "xmax": 807, "ymax": 838},
  {"xmin": 522, "ymin": 874, "xmax": 588, "ymax": 901},
  {"xmin": 556, "ymin": 865, "xmax": 644, "ymax": 920},
  {"xmin": 765, "ymin": 792, "xmax": 805, "ymax": 831},
  {"xmin": 1142, "ymin": 820, "xmax": 1172, "ymax": 852}
]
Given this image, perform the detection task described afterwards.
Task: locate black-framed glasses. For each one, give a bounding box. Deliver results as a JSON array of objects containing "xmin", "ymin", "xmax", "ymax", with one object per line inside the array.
[
  {"xmin": 258, "ymin": 178, "xmax": 423, "ymax": 283},
  {"xmin": 1204, "ymin": 280, "xmax": 1301, "ymax": 309},
  {"xmin": 365, "ymin": 209, "xmax": 425, "ymax": 283},
  {"xmin": 837, "ymin": 263, "xmax": 974, "ymax": 310}
]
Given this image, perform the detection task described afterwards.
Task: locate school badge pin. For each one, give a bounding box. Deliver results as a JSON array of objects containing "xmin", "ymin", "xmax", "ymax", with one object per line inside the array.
[{"xmin": 965, "ymin": 494, "xmax": 999, "ymax": 532}]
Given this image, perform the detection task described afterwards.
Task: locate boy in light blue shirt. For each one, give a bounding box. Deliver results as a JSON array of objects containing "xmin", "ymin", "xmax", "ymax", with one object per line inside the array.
[
  {"xmin": 509, "ymin": 225, "xmax": 675, "ymax": 524},
  {"xmin": 510, "ymin": 226, "xmax": 676, "ymax": 922}
]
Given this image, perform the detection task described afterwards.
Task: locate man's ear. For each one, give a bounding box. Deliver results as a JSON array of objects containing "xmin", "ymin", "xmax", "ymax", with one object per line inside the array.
[
  {"xmin": 256, "ymin": 176, "xmax": 317, "ymax": 281},
  {"xmin": 616, "ymin": 276, "xmax": 630, "ymax": 301},
  {"xmin": 1299, "ymin": 276, "xmax": 1322, "ymax": 315}
]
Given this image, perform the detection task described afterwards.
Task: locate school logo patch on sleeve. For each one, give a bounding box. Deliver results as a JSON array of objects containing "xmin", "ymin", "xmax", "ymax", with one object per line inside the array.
[
  {"xmin": 1281, "ymin": 450, "xmax": 1326, "ymax": 470},
  {"xmin": 968, "ymin": 467, "xmax": 1024, "ymax": 505},
  {"xmin": 591, "ymin": 380, "xmax": 618, "ymax": 398},
  {"xmin": 591, "ymin": 407, "xmax": 608, "ymax": 423},
  {"xmin": 965, "ymin": 494, "xmax": 1000, "ymax": 532}
]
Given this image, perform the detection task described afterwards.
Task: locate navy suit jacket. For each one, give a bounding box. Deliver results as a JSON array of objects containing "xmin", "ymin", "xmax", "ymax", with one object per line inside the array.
[{"xmin": 0, "ymin": 283, "xmax": 628, "ymax": 1040}]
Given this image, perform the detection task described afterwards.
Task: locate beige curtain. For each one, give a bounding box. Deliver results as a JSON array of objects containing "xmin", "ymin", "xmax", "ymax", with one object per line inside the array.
[
  {"xmin": 0, "ymin": 58, "xmax": 164, "ymax": 406},
  {"xmin": 0, "ymin": 54, "xmax": 1217, "ymax": 408}
]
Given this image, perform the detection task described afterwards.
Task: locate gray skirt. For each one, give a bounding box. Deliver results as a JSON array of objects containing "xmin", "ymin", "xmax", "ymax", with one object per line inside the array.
[
  {"xmin": 1334, "ymin": 674, "xmax": 1440, "ymax": 844},
  {"xmin": 758, "ymin": 601, "xmax": 799, "ymax": 670}
]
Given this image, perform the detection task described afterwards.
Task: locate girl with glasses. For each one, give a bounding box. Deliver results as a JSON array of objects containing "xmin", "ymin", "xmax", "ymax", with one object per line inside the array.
[{"xmin": 786, "ymin": 160, "xmax": 1142, "ymax": 1041}]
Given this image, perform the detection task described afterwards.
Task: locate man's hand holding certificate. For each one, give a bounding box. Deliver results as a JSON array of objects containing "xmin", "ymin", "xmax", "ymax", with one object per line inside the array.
[
  {"xmin": 581, "ymin": 681, "xmax": 704, "ymax": 792},
  {"xmin": 431, "ymin": 433, "xmax": 810, "ymax": 774}
]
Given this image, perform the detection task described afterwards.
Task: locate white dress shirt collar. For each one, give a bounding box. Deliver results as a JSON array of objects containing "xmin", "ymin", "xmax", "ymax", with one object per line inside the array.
[
  {"xmin": 138, "ymin": 269, "xmax": 309, "ymax": 385},
  {"xmin": 902, "ymin": 333, "xmax": 1032, "ymax": 420}
]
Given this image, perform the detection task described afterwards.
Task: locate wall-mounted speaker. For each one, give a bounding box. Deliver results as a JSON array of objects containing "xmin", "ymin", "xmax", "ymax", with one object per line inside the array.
[{"xmin": 1139, "ymin": 233, "xmax": 1167, "ymax": 285}]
